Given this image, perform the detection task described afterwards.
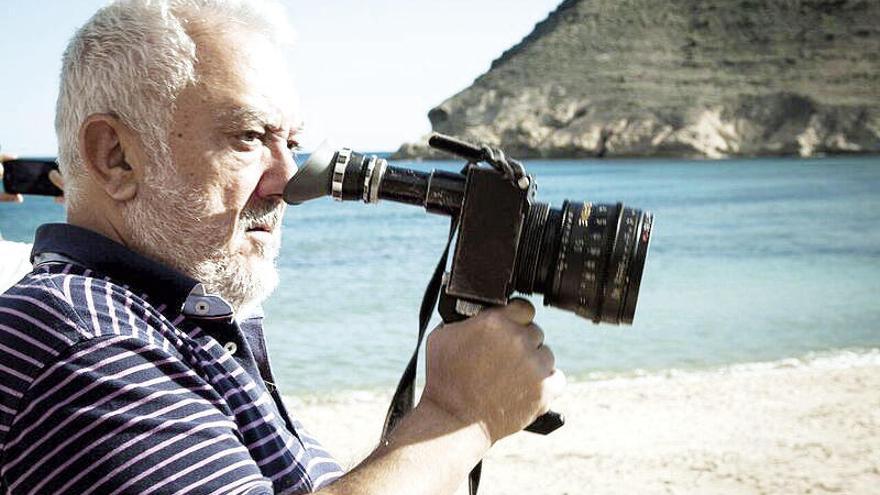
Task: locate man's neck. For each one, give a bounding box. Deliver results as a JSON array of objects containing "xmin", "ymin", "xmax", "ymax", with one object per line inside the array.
[{"xmin": 67, "ymin": 204, "xmax": 129, "ymax": 248}]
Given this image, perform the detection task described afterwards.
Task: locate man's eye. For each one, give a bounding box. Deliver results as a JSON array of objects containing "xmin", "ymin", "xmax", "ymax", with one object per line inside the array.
[
  {"xmin": 240, "ymin": 131, "xmax": 264, "ymax": 143},
  {"xmin": 287, "ymin": 140, "xmax": 301, "ymax": 152}
]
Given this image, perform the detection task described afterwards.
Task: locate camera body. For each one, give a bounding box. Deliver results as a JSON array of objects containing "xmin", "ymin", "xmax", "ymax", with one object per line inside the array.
[{"xmin": 445, "ymin": 165, "xmax": 533, "ymax": 310}]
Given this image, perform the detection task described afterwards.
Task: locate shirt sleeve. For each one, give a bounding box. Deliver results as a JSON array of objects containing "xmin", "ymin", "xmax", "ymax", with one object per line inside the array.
[{"xmin": 2, "ymin": 335, "xmax": 275, "ymax": 495}]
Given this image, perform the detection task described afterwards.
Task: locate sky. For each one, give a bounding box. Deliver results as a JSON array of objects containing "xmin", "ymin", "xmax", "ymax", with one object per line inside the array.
[{"xmin": 0, "ymin": 0, "xmax": 562, "ymax": 154}]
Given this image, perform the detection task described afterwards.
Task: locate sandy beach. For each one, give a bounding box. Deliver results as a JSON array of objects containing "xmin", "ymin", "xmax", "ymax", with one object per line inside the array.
[{"xmin": 286, "ymin": 352, "xmax": 880, "ymax": 494}]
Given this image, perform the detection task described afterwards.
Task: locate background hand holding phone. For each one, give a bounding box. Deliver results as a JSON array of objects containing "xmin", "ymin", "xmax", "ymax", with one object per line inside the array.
[{"xmin": 0, "ymin": 152, "xmax": 64, "ymax": 203}]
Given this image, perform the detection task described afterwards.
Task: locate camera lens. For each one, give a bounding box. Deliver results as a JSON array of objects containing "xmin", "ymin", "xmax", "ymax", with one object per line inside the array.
[{"xmin": 515, "ymin": 201, "xmax": 653, "ymax": 324}]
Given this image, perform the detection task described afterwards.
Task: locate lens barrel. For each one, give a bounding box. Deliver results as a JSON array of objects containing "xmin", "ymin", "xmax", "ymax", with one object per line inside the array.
[
  {"xmin": 329, "ymin": 150, "xmax": 466, "ymax": 216},
  {"xmin": 515, "ymin": 201, "xmax": 653, "ymax": 324}
]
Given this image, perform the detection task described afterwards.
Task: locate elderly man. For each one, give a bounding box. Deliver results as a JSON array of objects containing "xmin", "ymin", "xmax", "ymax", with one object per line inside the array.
[{"xmin": 0, "ymin": 0, "xmax": 564, "ymax": 493}]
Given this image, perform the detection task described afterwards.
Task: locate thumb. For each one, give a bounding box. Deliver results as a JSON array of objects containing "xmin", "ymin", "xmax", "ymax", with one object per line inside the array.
[{"xmin": 49, "ymin": 169, "xmax": 65, "ymax": 189}]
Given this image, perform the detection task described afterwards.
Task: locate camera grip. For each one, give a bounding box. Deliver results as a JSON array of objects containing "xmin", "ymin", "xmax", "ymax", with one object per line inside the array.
[
  {"xmin": 524, "ymin": 411, "xmax": 565, "ymax": 435},
  {"xmin": 438, "ymin": 291, "xmax": 565, "ymax": 435}
]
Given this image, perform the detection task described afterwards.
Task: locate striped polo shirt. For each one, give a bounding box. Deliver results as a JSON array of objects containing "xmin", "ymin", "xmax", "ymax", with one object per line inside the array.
[{"xmin": 0, "ymin": 224, "xmax": 344, "ymax": 494}]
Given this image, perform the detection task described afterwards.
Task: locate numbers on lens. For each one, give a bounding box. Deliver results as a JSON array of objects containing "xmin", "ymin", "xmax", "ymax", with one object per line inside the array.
[{"xmin": 578, "ymin": 203, "xmax": 591, "ymax": 227}]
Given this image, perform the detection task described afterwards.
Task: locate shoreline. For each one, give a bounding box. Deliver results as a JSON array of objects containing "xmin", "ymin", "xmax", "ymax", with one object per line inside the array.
[
  {"xmin": 284, "ymin": 346, "xmax": 880, "ymax": 404},
  {"xmin": 286, "ymin": 348, "xmax": 880, "ymax": 494}
]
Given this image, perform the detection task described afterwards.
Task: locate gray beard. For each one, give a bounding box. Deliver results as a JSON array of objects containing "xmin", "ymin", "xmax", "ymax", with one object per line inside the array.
[{"xmin": 121, "ymin": 171, "xmax": 283, "ymax": 313}]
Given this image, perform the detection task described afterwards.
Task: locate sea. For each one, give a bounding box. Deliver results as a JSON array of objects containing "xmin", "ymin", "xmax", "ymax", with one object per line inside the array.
[{"xmin": 2, "ymin": 155, "xmax": 879, "ymax": 398}]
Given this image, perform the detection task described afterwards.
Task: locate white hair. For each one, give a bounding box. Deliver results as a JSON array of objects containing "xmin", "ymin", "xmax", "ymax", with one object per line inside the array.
[{"xmin": 55, "ymin": 0, "xmax": 293, "ymax": 208}]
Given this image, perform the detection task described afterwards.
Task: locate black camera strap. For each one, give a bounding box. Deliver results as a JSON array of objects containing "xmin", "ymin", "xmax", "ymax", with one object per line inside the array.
[
  {"xmin": 380, "ymin": 216, "xmax": 484, "ymax": 495},
  {"xmin": 380, "ymin": 217, "xmax": 456, "ymax": 434}
]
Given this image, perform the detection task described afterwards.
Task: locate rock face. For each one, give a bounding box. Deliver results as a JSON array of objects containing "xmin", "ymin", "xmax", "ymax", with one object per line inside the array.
[{"xmin": 395, "ymin": 0, "xmax": 880, "ymax": 159}]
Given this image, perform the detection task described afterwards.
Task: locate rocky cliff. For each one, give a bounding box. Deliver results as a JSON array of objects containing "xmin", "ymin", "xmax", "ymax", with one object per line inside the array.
[{"xmin": 395, "ymin": 0, "xmax": 880, "ymax": 159}]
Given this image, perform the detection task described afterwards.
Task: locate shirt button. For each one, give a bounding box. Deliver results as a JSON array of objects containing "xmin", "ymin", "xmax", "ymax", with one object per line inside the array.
[
  {"xmin": 223, "ymin": 342, "xmax": 238, "ymax": 355},
  {"xmin": 194, "ymin": 300, "xmax": 211, "ymax": 315}
]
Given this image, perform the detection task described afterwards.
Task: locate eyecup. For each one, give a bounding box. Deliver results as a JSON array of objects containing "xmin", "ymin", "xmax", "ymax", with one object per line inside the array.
[{"xmin": 283, "ymin": 140, "xmax": 337, "ymax": 205}]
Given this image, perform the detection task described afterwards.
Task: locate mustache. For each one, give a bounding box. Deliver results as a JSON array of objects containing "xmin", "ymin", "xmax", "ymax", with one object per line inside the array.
[{"xmin": 240, "ymin": 199, "xmax": 285, "ymax": 231}]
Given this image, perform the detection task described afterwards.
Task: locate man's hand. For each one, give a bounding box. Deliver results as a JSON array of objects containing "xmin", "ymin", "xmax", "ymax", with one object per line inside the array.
[
  {"xmin": 0, "ymin": 153, "xmax": 23, "ymax": 203},
  {"xmin": 421, "ymin": 298, "xmax": 566, "ymax": 445},
  {"xmin": 0, "ymin": 153, "xmax": 65, "ymax": 203},
  {"xmin": 319, "ymin": 299, "xmax": 565, "ymax": 495}
]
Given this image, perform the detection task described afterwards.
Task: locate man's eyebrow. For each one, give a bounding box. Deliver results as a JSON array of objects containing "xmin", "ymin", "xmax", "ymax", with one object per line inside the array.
[
  {"xmin": 216, "ymin": 106, "xmax": 304, "ymax": 136},
  {"xmin": 216, "ymin": 107, "xmax": 275, "ymax": 129}
]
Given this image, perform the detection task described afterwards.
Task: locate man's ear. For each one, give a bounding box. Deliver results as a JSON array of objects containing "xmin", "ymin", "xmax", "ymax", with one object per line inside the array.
[{"xmin": 79, "ymin": 114, "xmax": 140, "ymax": 202}]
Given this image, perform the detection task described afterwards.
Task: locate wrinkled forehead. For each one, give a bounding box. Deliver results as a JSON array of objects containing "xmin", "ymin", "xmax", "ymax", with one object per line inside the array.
[{"xmin": 190, "ymin": 26, "xmax": 301, "ymax": 129}]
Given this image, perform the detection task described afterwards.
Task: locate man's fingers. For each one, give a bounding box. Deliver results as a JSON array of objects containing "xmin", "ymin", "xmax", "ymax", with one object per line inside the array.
[
  {"xmin": 1, "ymin": 158, "xmax": 27, "ymax": 203},
  {"xmin": 1, "ymin": 157, "xmax": 17, "ymax": 202},
  {"xmin": 503, "ymin": 298, "xmax": 535, "ymax": 325},
  {"xmin": 524, "ymin": 323, "xmax": 545, "ymax": 349},
  {"xmin": 0, "ymin": 192, "xmax": 23, "ymax": 203},
  {"xmin": 50, "ymin": 169, "xmax": 66, "ymax": 202},
  {"xmin": 49, "ymin": 169, "xmax": 65, "ymax": 190},
  {"xmin": 536, "ymin": 343, "xmax": 555, "ymax": 371}
]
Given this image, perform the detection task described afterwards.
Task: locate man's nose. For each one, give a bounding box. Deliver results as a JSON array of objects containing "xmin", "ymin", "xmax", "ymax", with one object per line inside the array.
[{"xmin": 256, "ymin": 147, "xmax": 299, "ymax": 199}]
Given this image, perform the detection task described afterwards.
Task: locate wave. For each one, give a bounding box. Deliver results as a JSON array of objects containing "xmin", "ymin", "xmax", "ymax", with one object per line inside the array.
[{"xmin": 573, "ymin": 347, "xmax": 880, "ymax": 385}]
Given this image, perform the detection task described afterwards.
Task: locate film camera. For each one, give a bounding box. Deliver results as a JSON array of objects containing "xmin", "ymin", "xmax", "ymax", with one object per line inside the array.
[{"xmin": 283, "ymin": 133, "xmax": 653, "ymax": 326}]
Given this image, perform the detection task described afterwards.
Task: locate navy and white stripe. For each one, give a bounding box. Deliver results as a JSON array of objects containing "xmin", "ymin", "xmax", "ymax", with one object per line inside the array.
[{"xmin": 0, "ymin": 224, "xmax": 344, "ymax": 494}]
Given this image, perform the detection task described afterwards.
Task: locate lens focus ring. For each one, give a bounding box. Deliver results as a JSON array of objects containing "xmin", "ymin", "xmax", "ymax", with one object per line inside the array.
[
  {"xmin": 515, "ymin": 200, "xmax": 652, "ymax": 325},
  {"xmin": 331, "ymin": 149, "xmax": 352, "ymax": 200}
]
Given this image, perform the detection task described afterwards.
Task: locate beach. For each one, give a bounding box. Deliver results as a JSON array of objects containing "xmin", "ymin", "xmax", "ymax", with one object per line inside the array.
[{"xmin": 287, "ymin": 353, "xmax": 880, "ymax": 494}]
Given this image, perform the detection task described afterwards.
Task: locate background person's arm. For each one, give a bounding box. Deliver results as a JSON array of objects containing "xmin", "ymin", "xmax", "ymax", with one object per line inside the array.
[
  {"xmin": 319, "ymin": 300, "xmax": 566, "ymax": 495},
  {"xmin": 0, "ymin": 239, "xmax": 32, "ymax": 293},
  {"xmin": 0, "ymin": 153, "xmax": 34, "ymax": 291}
]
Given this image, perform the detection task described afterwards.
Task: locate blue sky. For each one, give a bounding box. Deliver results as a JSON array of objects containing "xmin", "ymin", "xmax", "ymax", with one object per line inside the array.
[{"xmin": 0, "ymin": 0, "xmax": 562, "ymax": 154}]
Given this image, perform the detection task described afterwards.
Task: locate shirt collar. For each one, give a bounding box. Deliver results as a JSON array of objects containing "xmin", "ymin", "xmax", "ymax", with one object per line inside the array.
[{"xmin": 31, "ymin": 223, "xmax": 201, "ymax": 313}]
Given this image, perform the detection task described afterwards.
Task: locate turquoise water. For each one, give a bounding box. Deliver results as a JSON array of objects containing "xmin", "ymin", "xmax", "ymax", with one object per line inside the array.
[{"xmin": 2, "ymin": 156, "xmax": 880, "ymax": 395}]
